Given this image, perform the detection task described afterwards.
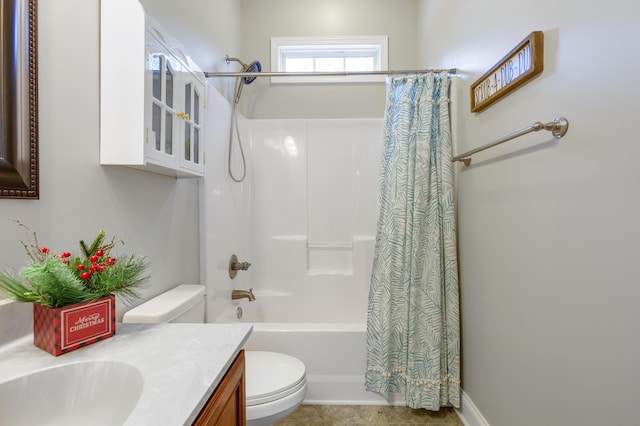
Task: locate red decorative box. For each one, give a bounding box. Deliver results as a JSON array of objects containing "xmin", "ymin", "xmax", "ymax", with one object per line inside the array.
[{"xmin": 32, "ymin": 295, "xmax": 116, "ymax": 356}]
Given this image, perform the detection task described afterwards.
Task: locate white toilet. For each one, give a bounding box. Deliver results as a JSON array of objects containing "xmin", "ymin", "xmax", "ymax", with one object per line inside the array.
[{"xmin": 122, "ymin": 284, "xmax": 307, "ymax": 426}]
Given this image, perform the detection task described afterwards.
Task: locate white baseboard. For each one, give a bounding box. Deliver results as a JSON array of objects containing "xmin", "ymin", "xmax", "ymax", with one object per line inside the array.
[{"xmin": 455, "ymin": 390, "xmax": 490, "ymax": 426}]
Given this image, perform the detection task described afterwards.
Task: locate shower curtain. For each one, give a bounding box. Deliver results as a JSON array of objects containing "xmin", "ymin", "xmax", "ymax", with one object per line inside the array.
[{"xmin": 365, "ymin": 72, "xmax": 460, "ymax": 410}]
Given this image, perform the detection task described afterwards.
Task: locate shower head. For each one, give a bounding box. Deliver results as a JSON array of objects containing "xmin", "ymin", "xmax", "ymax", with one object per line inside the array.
[
  {"xmin": 225, "ymin": 55, "xmax": 262, "ymax": 81},
  {"xmin": 227, "ymin": 55, "xmax": 262, "ymax": 104},
  {"xmin": 242, "ymin": 60, "xmax": 262, "ymax": 84}
]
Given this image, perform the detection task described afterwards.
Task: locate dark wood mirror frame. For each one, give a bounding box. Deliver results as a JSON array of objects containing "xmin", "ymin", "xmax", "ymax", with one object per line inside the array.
[{"xmin": 0, "ymin": 0, "xmax": 38, "ymax": 199}]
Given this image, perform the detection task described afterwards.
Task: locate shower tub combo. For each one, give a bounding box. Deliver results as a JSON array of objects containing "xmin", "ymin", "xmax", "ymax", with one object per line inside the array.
[{"xmin": 204, "ymin": 88, "xmax": 392, "ymax": 405}]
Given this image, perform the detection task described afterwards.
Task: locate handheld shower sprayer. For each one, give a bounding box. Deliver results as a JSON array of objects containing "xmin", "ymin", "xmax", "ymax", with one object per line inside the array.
[{"xmin": 225, "ymin": 54, "xmax": 262, "ymax": 183}]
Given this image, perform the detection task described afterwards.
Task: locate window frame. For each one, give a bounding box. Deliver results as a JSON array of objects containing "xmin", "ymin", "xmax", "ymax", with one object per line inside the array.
[{"xmin": 270, "ymin": 35, "xmax": 388, "ymax": 84}]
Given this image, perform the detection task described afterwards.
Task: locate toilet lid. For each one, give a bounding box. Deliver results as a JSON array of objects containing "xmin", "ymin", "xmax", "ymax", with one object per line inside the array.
[{"xmin": 245, "ymin": 351, "xmax": 306, "ymax": 406}]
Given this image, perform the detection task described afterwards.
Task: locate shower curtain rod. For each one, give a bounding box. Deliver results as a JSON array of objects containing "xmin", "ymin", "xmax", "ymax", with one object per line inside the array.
[
  {"xmin": 452, "ymin": 117, "xmax": 569, "ymax": 166},
  {"xmin": 204, "ymin": 68, "xmax": 457, "ymax": 78}
]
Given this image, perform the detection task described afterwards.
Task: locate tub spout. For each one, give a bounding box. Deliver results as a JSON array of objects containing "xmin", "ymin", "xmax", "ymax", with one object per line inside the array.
[{"xmin": 232, "ymin": 288, "xmax": 256, "ymax": 301}]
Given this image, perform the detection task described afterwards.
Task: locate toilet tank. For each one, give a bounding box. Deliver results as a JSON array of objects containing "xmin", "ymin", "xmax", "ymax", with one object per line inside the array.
[{"xmin": 122, "ymin": 284, "xmax": 206, "ymax": 324}]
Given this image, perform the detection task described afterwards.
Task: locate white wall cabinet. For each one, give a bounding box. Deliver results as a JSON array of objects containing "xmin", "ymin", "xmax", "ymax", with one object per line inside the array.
[
  {"xmin": 144, "ymin": 26, "xmax": 205, "ymax": 175},
  {"xmin": 100, "ymin": 0, "xmax": 205, "ymax": 178}
]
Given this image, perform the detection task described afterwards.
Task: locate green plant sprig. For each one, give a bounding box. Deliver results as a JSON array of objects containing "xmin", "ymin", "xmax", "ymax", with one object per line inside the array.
[{"xmin": 0, "ymin": 220, "xmax": 150, "ymax": 308}]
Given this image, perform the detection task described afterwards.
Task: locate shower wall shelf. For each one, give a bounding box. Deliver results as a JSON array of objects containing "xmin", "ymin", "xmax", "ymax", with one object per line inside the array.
[
  {"xmin": 100, "ymin": 0, "xmax": 206, "ymax": 178},
  {"xmin": 452, "ymin": 117, "xmax": 569, "ymax": 166}
]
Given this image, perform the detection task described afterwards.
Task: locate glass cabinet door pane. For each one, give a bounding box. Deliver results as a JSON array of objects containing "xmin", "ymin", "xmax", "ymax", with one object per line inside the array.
[
  {"xmin": 194, "ymin": 91, "xmax": 200, "ymax": 125},
  {"xmin": 152, "ymin": 56, "xmax": 162, "ymax": 101},
  {"xmin": 165, "ymin": 111, "xmax": 173, "ymax": 155},
  {"xmin": 194, "ymin": 127, "xmax": 199, "ymax": 164},
  {"xmin": 166, "ymin": 65, "xmax": 174, "ymax": 108},
  {"xmin": 185, "ymin": 83, "xmax": 192, "ymax": 117},
  {"xmin": 184, "ymin": 122, "xmax": 191, "ymax": 161},
  {"xmin": 152, "ymin": 104, "xmax": 162, "ymax": 151}
]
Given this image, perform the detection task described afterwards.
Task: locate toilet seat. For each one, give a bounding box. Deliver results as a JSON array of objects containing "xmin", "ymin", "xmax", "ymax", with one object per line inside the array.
[{"xmin": 245, "ymin": 351, "xmax": 306, "ymax": 406}]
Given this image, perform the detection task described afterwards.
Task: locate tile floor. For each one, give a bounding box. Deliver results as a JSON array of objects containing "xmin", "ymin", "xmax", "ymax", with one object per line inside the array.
[{"xmin": 275, "ymin": 404, "xmax": 463, "ymax": 425}]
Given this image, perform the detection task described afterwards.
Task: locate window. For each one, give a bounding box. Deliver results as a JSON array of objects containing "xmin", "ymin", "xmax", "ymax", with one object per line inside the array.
[{"xmin": 271, "ymin": 36, "xmax": 388, "ymax": 83}]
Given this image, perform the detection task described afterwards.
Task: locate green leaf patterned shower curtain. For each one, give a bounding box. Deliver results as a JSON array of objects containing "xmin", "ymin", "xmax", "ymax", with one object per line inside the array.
[{"xmin": 365, "ymin": 73, "xmax": 460, "ymax": 410}]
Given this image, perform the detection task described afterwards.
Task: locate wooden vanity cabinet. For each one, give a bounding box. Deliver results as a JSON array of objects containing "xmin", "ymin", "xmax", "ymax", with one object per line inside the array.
[{"xmin": 193, "ymin": 349, "xmax": 246, "ymax": 426}]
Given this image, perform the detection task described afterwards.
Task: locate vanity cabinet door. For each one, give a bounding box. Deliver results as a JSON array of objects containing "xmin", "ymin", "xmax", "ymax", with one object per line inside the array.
[{"xmin": 193, "ymin": 349, "xmax": 246, "ymax": 426}]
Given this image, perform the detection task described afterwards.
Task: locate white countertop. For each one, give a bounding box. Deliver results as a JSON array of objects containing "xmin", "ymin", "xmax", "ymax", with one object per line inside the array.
[{"xmin": 0, "ymin": 322, "xmax": 253, "ymax": 425}]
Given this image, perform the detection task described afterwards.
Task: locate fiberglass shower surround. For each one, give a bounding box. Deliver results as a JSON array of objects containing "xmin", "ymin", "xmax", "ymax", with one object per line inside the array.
[{"xmin": 243, "ymin": 117, "xmax": 382, "ymax": 321}]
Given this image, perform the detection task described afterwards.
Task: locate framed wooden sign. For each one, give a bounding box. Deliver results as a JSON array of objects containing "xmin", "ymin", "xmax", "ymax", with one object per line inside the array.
[{"xmin": 470, "ymin": 31, "xmax": 544, "ymax": 113}]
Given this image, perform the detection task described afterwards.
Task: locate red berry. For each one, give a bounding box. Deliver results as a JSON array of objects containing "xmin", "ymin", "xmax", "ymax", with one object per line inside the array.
[
  {"xmin": 98, "ymin": 265, "xmax": 106, "ymax": 272},
  {"xmin": 90, "ymin": 264, "xmax": 98, "ymax": 272},
  {"xmin": 107, "ymin": 257, "xmax": 116, "ymax": 266},
  {"xmin": 62, "ymin": 251, "xmax": 71, "ymax": 258},
  {"xmin": 80, "ymin": 271, "xmax": 91, "ymax": 280},
  {"xmin": 76, "ymin": 264, "xmax": 85, "ymax": 270},
  {"xmin": 89, "ymin": 255, "xmax": 99, "ymax": 263},
  {"xmin": 96, "ymin": 249, "xmax": 104, "ymax": 257},
  {"xmin": 40, "ymin": 247, "xmax": 49, "ymax": 253}
]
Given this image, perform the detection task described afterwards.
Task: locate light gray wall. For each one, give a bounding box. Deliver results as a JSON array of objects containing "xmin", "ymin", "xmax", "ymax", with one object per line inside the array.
[
  {"xmin": 418, "ymin": 0, "xmax": 640, "ymax": 425},
  {"xmin": 240, "ymin": 0, "xmax": 419, "ymax": 119},
  {"xmin": 0, "ymin": 0, "xmax": 240, "ymax": 320}
]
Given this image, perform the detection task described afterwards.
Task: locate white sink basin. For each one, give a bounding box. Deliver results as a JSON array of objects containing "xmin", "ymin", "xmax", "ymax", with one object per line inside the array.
[{"xmin": 0, "ymin": 360, "xmax": 144, "ymax": 426}]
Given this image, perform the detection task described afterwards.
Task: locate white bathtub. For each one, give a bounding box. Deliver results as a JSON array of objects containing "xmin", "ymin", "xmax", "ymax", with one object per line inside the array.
[
  {"xmin": 211, "ymin": 292, "xmax": 400, "ymax": 405},
  {"xmin": 215, "ymin": 291, "xmax": 402, "ymax": 405},
  {"xmin": 244, "ymin": 322, "xmax": 399, "ymax": 405}
]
